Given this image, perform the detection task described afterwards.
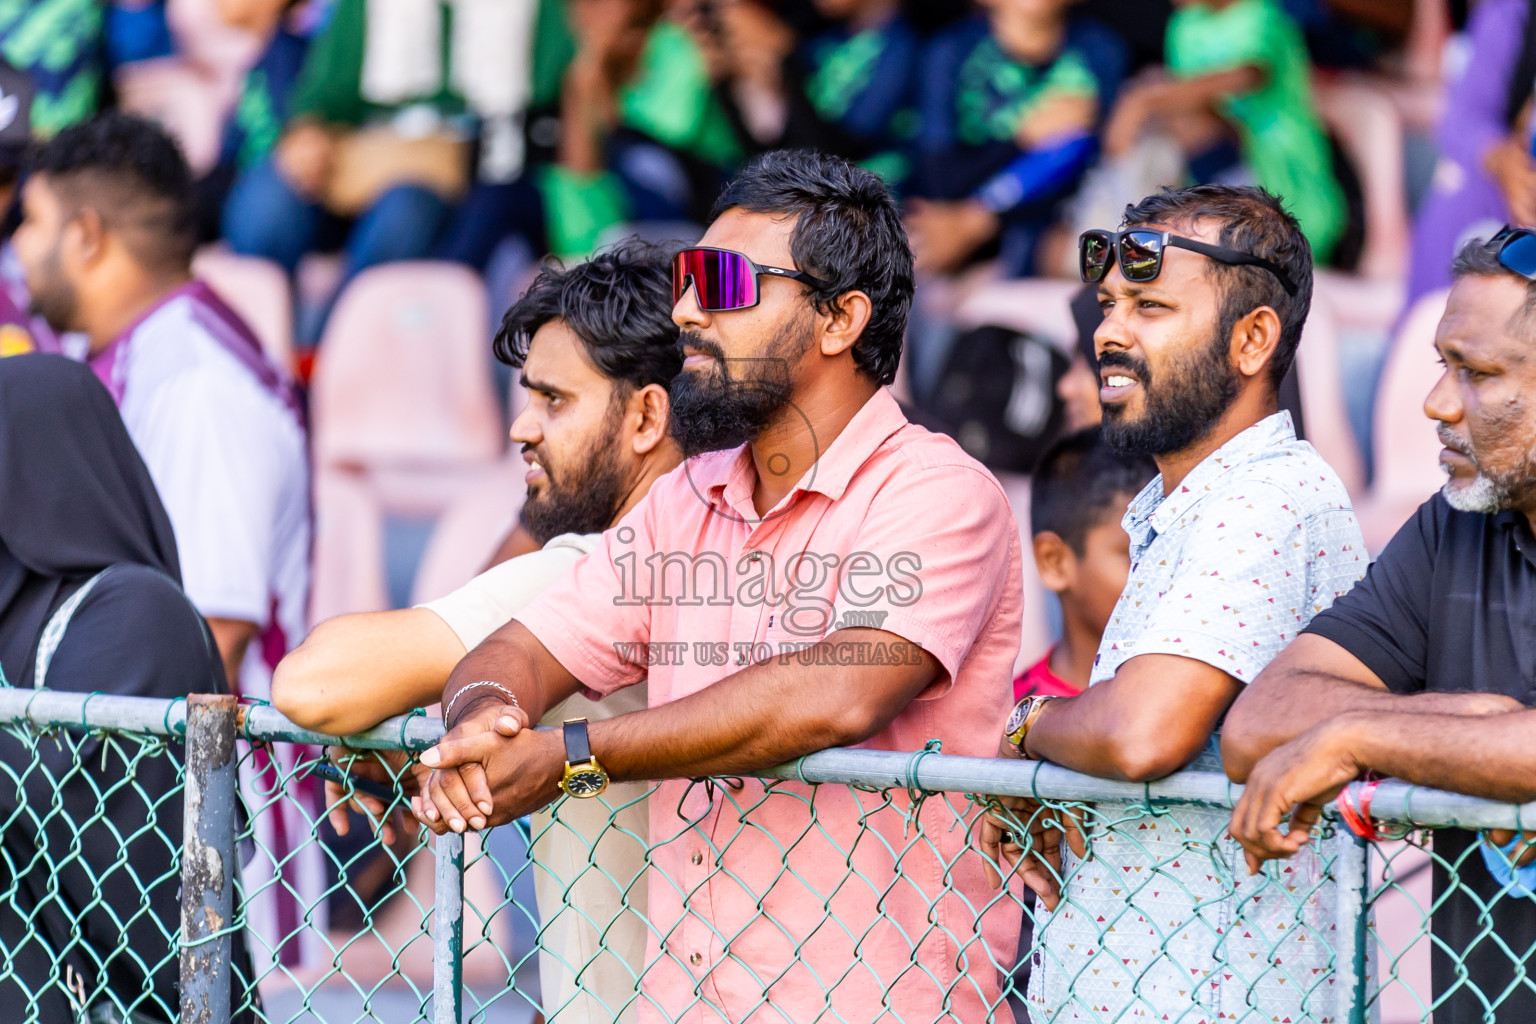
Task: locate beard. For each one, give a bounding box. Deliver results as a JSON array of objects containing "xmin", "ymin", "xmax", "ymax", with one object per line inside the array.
[
  {"xmin": 519, "ymin": 408, "xmax": 632, "ymax": 544},
  {"xmin": 667, "ymin": 314, "xmax": 814, "ymax": 459},
  {"xmin": 1100, "ymin": 328, "xmax": 1241, "ymax": 457},
  {"xmin": 25, "ymin": 244, "xmax": 78, "ymax": 334},
  {"xmin": 1438, "ymin": 422, "xmax": 1536, "ymax": 515}
]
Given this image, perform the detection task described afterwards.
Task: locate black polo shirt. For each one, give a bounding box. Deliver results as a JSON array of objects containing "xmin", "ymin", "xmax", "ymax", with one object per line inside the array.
[{"xmin": 1305, "ymin": 492, "xmax": 1536, "ymax": 1023}]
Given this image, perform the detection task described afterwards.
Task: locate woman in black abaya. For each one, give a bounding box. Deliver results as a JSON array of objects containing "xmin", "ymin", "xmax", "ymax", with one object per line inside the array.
[{"xmin": 0, "ymin": 354, "xmax": 237, "ymax": 1023}]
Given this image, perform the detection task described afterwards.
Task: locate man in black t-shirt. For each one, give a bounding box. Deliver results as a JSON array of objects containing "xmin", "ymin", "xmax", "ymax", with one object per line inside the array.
[{"xmin": 1219, "ymin": 230, "xmax": 1536, "ymax": 1023}]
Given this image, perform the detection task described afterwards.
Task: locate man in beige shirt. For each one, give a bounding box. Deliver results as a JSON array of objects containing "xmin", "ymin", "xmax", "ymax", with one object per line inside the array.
[{"xmin": 272, "ymin": 239, "xmax": 683, "ymax": 1022}]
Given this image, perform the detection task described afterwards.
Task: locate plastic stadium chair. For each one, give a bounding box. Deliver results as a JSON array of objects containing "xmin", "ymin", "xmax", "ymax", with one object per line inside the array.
[
  {"xmin": 1356, "ymin": 290, "xmax": 1450, "ymax": 554},
  {"xmin": 116, "ymin": 0, "xmax": 261, "ymax": 177},
  {"xmin": 308, "ymin": 263, "xmax": 505, "ymax": 623},
  {"xmin": 309, "ymin": 467, "xmax": 389, "ymax": 626},
  {"xmin": 1295, "ymin": 292, "xmax": 1366, "ymax": 500},
  {"xmin": 310, "ymin": 262, "xmax": 503, "ymax": 474},
  {"xmin": 113, "ymin": 58, "xmax": 232, "ymax": 177},
  {"xmin": 995, "ymin": 471, "xmax": 1053, "ymax": 677},
  {"xmin": 952, "ymin": 278, "xmax": 1081, "ymax": 355},
  {"xmin": 1316, "ymin": 78, "xmax": 1410, "ymax": 282},
  {"xmin": 193, "ymin": 247, "xmax": 295, "ymax": 372},
  {"xmin": 410, "ymin": 459, "xmax": 528, "ymax": 607},
  {"xmin": 1313, "ymin": 270, "xmax": 1405, "ymax": 337}
]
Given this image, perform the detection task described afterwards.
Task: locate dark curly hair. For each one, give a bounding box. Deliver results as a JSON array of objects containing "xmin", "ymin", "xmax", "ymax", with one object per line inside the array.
[
  {"xmin": 1121, "ymin": 184, "xmax": 1313, "ymax": 387},
  {"xmin": 493, "ymin": 237, "xmax": 681, "ymax": 396},
  {"xmin": 711, "ymin": 149, "xmax": 913, "ymax": 386},
  {"xmin": 31, "ymin": 112, "xmax": 196, "ymax": 272},
  {"xmin": 1030, "ymin": 427, "xmax": 1155, "ymax": 554}
]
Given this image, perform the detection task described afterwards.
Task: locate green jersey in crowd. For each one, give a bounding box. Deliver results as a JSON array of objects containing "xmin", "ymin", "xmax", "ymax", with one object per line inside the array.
[{"xmin": 1166, "ymin": 0, "xmax": 1344, "ymax": 262}]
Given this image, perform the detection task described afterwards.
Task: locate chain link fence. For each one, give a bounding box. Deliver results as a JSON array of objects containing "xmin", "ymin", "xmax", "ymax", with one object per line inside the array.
[{"xmin": 3, "ymin": 687, "xmax": 1535, "ymax": 1023}]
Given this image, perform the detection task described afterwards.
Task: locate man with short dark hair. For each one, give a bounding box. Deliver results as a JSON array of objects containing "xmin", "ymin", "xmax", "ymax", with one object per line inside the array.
[
  {"xmin": 987, "ymin": 183, "xmax": 1366, "ymax": 1023},
  {"xmin": 275, "ymin": 239, "xmax": 682, "ymax": 1023},
  {"xmin": 12, "ymin": 110, "xmax": 312, "ymax": 978},
  {"xmin": 1225, "ymin": 227, "xmax": 1536, "ymax": 1024},
  {"xmin": 13, "ymin": 112, "xmax": 307, "ymax": 693},
  {"xmin": 416, "ymin": 149, "xmax": 1025, "ymax": 1021}
]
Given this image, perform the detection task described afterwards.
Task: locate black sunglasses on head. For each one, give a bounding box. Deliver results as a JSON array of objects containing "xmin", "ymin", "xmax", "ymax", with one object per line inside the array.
[
  {"xmin": 1488, "ymin": 225, "xmax": 1536, "ymax": 279},
  {"xmin": 1079, "ymin": 229, "xmax": 1299, "ymax": 297}
]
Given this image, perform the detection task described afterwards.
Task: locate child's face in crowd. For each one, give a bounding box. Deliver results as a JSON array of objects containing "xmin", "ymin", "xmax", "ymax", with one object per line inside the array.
[
  {"xmin": 981, "ymin": 0, "xmax": 1076, "ymax": 23},
  {"xmin": 1034, "ymin": 505, "xmax": 1134, "ymax": 638}
]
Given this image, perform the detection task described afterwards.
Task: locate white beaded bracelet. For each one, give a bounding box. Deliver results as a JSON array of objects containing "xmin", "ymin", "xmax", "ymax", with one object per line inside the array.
[{"xmin": 443, "ymin": 680, "xmax": 519, "ymax": 724}]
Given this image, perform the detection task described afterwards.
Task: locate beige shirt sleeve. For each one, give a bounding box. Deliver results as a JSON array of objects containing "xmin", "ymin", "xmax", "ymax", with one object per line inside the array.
[{"xmin": 419, "ymin": 532, "xmax": 599, "ymax": 651}]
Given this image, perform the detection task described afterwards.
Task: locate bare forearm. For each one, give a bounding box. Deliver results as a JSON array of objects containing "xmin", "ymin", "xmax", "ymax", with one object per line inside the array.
[
  {"xmin": 208, "ymin": 617, "xmax": 258, "ymax": 692},
  {"xmin": 1025, "ymin": 655, "xmax": 1240, "ymax": 782},
  {"xmin": 1027, "ymin": 687, "xmax": 1220, "ymax": 781},
  {"xmin": 1223, "ymin": 672, "xmax": 1520, "ymax": 781},
  {"xmin": 1335, "ymin": 710, "xmax": 1536, "ymax": 803},
  {"xmin": 558, "ymin": 73, "xmax": 610, "ymax": 174},
  {"xmin": 272, "ymin": 609, "xmax": 462, "ymax": 734},
  {"xmin": 441, "ymin": 620, "xmax": 579, "ymax": 728},
  {"xmin": 1146, "ymin": 67, "xmax": 1265, "ymax": 115},
  {"xmin": 590, "ymin": 635, "xmax": 933, "ymax": 783}
]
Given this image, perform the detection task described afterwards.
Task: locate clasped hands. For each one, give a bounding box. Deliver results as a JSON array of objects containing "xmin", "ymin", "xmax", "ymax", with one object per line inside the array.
[{"xmin": 324, "ymin": 699, "xmax": 566, "ymax": 840}]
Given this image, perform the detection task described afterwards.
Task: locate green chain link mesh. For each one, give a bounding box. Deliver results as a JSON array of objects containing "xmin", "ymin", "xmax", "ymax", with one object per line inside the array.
[{"xmin": 4, "ymin": 698, "xmax": 1536, "ymax": 1023}]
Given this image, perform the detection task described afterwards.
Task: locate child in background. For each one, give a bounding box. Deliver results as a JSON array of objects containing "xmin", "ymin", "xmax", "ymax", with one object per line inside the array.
[
  {"xmin": 905, "ymin": 0, "xmax": 1127, "ymax": 276},
  {"xmin": 1013, "ymin": 427, "xmax": 1154, "ymax": 700},
  {"xmin": 689, "ymin": 0, "xmax": 922, "ymax": 187},
  {"xmin": 1101, "ymin": 0, "xmax": 1344, "ymax": 262}
]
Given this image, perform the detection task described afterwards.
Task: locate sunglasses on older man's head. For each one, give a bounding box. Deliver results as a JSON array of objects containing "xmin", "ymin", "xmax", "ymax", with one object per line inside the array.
[
  {"xmin": 1487, "ymin": 225, "xmax": 1536, "ymax": 279},
  {"xmin": 672, "ymin": 247, "xmax": 826, "ymax": 312},
  {"xmin": 1079, "ymin": 229, "xmax": 1299, "ymax": 297}
]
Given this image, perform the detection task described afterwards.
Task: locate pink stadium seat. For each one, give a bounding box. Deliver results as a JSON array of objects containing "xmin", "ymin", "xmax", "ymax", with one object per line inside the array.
[
  {"xmin": 995, "ymin": 471, "xmax": 1053, "ymax": 677},
  {"xmin": 1313, "ymin": 271, "xmax": 1405, "ymax": 337},
  {"xmin": 309, "ymin": 467, "xmax": 388, "ymax": 627},
  {"xmin": 1316, "ymin": 79, "xmax": 1411, "ymax": 282},
  {"xmin": 952, "ymin": 278, "xmax": 1081, "ymax": 354},
  {"xmin": 307, "ymin": 264, "xmax": 505, "ymax": 623},
  {"xmin": 410, "ymin": 459, "xmax": 528, "ymax": 606},
  {"xmin": 311, "ymin": 262, "xmax": 503, "ymax": 474},
  {"xmin": 1296, "ymin": 293, "xmax": 1366, "ymax": 499},
  {"xmin": 113, "ymin": 59, "xmax": 232, "ymax": 177},
  {"xmin": 193, "ymin": 247, "xmax": 295, "ymax": 371},
  {"xmin": 1356, "ymin": 290, "xmax": 1450, "ymax": 554},
  {"xmin": 296, "ymin": 253, "xmax": 345, "ymax": 316}
]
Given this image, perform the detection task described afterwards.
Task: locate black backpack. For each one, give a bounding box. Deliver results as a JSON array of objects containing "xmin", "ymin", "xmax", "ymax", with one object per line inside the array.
[{"xmin": 919, "ymin": 324, "xmax": 1068, "ymax": 473}]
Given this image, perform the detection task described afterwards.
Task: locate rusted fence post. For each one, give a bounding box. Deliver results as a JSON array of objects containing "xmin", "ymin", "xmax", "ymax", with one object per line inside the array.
[
  {"xmin": 434, "ymin": 831, "xmax": 465, "ymax": 1024},
  {"xmin": 179, "ymin": 694, "xmax": 238, "ymax": 1024}
]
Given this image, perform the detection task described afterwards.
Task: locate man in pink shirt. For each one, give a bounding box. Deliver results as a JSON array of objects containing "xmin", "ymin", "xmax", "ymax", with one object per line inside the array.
[{"xmin": 415, "ymin": 150, "xmax": 1024, "ymax": 1021}]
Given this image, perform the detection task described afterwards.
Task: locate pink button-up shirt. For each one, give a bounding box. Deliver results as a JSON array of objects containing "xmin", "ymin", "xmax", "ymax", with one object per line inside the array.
[{"xmin": 518, "ymin": 388, "xmax": 1024, "ymax": 1022}]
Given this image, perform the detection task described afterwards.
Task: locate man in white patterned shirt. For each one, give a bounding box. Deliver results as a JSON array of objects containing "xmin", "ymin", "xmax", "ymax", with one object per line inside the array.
[{"xmin": 986, "ymin": 184, "xmax": 1367, "ymax": 1023}]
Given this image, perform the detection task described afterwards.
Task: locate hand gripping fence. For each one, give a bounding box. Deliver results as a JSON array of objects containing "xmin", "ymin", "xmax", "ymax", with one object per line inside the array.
[{"xmin": 3, "ymin": 687, "xmax": 1536, "ymax": 1023}]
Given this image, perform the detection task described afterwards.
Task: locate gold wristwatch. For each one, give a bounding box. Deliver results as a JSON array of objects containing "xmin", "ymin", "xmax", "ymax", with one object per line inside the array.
[
  {"xmin": 558, "ymin": 718, "xmax": 610, "ymax": 798},
  {"xmin": 1004, "ymin": 694, "xmax": 1061, "ymax": 758}
]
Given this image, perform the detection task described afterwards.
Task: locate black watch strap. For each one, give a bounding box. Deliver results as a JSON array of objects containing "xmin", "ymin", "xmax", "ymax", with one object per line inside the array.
[{"xmin": 563, "ymin": 718, "xmax": 592, "ymax": 764}]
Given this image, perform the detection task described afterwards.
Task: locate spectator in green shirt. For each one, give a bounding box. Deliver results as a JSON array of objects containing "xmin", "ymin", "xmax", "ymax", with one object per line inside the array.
[
  {"xmin": 1102, "ymin": 0, "xmax": 1344, "ymax": 262},
  {"xmin": 437, "ymin": 0, "xmax": 742, "ymax": 266},
  {"xmin": 0, "ymin": 0, "xmax": 104, "ymax": 139},
  {"xmin": 685, "ymin": 0, "xmax": 922, "ymax": 186},
  {"xmin": 221, "ymin": 0, "xmax": 556, "ymax": 341}
]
